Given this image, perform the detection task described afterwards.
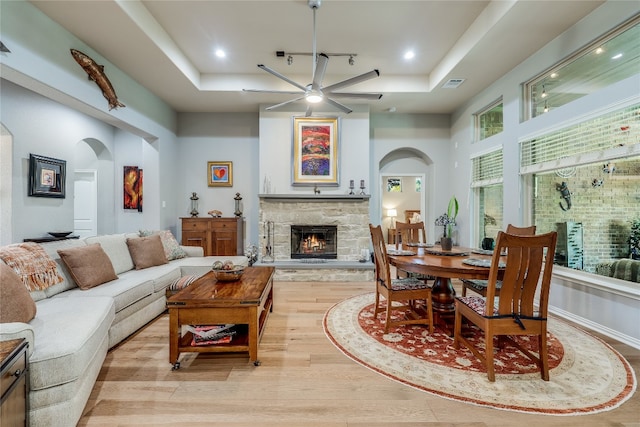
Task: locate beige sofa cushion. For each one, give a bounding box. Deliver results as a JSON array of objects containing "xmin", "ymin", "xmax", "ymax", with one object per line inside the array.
[
  {"xmin": 126, "ymin": 235, "xmax": 168, "ymax": 270},
  {"xmin": 57, "ymin": 244, "xmax": 118, "ymax": 290},
  {"xmin": 0, "ymin": 263, "xmax": 37, "ymax": 323},
  {"xmin": 85, "ymin": 234, "xmax": 134, "ymax": 274}
]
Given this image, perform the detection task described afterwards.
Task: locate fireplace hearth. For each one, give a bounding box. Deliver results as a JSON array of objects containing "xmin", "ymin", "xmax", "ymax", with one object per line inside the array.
[{"xmin": 291, "ymin": 225, "xmax": 337, "ymax": 259}]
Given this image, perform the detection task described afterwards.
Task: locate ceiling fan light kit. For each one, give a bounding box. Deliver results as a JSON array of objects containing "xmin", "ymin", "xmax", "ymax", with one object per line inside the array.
[{"xmin": 243, "ymin": 0, "xmax": 382, "ymax": 116}]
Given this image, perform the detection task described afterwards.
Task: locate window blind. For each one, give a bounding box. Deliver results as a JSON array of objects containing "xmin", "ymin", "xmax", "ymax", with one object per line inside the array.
[
  {"xmin": 520, "ymin": 103, "xmax": 640, "ymax": 174},
  {"xmin": 471, "ymin": 147, "xmax": 503, "ymax": 188}
]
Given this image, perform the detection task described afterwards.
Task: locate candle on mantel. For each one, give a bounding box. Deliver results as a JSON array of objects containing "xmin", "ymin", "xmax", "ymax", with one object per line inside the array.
[
  {"xmin": 360, "ymin": 180, "xmax": 365, "ymax": 188},
  {"xmin": 350, "ymin": 180, "xmax": 354, "ymax": 188}
]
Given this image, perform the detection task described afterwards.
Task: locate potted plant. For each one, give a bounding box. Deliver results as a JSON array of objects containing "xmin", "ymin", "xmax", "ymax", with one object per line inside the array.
[
  {"xmin": 630, "ymin": 218, "xmax": 640, "ymax": 260},
  {"xmin": 435, "ymin": 196, "xmax": 458, "ymax": 251}
]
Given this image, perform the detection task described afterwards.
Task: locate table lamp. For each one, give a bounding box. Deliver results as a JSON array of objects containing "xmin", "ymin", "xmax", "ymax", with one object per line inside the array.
[{"xmin": 387, "ymin": 209, "xmax": 398, "ymax": 228}]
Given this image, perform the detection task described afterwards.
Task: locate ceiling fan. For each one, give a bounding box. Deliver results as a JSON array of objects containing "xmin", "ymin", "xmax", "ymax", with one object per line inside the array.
[{"xmin": 243, "ymin": 0, "xmax": 382, "ymax": 116}]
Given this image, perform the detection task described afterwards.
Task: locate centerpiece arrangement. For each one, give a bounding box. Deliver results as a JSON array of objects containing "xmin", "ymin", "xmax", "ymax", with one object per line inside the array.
[
  {"xmin": 212, "ymin": 260, "xmax": 245, "ymax": 281},
  {"xmin": 435, "ymin": 196, "xmax": 458, "ymax": 251}
]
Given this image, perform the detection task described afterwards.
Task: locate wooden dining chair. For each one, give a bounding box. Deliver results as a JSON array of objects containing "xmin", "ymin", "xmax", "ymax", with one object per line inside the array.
[
  {"xmin": 461, "ymin": 224, "xmax": 537, "ymax": 297},
  {"xmin": 394, "ymin": 221, "xmax": 433, "ymax": 282},
  {"xmin": 453, "ymin": 230, "xmax": 557, "ymax": 382},
  {"xmin": 369, "ymin": 224, "xmax": 434, "ymax": 333},
  {"xmin": 394, "ymin": 220, "xmax": 427, "ymax": 250}
]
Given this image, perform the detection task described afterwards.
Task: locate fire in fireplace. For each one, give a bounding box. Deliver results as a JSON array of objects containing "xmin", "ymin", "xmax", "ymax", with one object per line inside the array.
[{"xmin": 290, "ymin": 225, "xmax": 337, "ymax": 259}]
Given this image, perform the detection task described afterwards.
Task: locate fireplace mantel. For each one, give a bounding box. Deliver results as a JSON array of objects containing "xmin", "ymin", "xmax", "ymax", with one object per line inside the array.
[{"xmin": 259, "ymin": 194, "xmax": 370, "ymax": 202}]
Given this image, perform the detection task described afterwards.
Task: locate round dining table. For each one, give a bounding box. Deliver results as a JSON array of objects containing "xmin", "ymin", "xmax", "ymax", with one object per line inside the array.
[{"xmin": 388, "ymin": 245, "xmax": 501, "ymax": 332}]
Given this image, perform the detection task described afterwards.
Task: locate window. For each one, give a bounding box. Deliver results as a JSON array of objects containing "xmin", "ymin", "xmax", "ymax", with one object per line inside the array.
[
  {"xmin": 471, "ymin": 148, "xmax": 503, "ymax": 247},
  {"xmin": 520, "ymin": 103, "xmax": 640, "ymax": 283},
  {"xmin": 525, "ymin": 16, "xmax": 639, "ymax": 119},
  {"xmin": 475, "ymin": 99, "xmax": 503, "ymax": 141}
]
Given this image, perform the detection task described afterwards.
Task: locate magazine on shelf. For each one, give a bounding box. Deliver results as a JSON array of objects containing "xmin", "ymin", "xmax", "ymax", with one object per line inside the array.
[{"xmin": 186, "ymin": 324, "xmax": 237, "ymax": 346}]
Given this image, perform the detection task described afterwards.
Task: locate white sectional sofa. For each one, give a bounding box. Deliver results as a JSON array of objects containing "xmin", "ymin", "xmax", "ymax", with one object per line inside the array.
[{"xmin": 0, "ymin": 232, "xmax": 246, "ymax": 427}]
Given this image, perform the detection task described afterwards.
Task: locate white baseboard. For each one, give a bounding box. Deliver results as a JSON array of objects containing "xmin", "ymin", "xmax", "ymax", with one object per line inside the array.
[{"xmin": 549, "ymin": 304, "xmax": 640, "ymax": 350}]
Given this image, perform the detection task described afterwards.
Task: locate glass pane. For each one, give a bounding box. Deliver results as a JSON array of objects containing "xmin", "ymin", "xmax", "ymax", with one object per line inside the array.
[
  {"xmin": 477, "ymin": 184, "xmax": 503, "ymax": 248},
  {"xmin": 531, "ymin": 156, "xmax": 640, "ymax": 282},
  {"xmin": 527, "ymin": 19, "xmax": 639, "ymax": 118},
  {"xmin": 477, "ymin": 102, "xmax": 503, "ymax": 140}
]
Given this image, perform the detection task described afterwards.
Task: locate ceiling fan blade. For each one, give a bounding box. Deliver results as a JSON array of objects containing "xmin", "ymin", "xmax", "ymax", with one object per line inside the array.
[
  {"xmin": 305, "ymin": 105, "xmax": 314, "ymax": 117},
  {"xmin": 258, "ymin": 64, "xmax": 307, "ymax": 91},
  {"xmin": 312, "ymin": 53, "xmax": 329, "ymax": 91},
  {"xmin": 243, "ymin": 89, "xmax": 305, "ymax": 95},
  {"xmin": 264, "ymin": 96, "xmax": 307, "ymax": 111},
  {"xmin": 325, "ymin": 97, "xmax": 353, "ymax": 114},
  {"xmin": 323, "ymin": 69, "xmax": 380, "ymax": 93},
  {"xmin": 328, "ymin": 92, "xmax": 383, "ymax": 100}
]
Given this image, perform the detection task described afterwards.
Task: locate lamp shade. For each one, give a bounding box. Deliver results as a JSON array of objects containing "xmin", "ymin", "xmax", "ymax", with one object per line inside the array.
[{"xmin": 387, "ymin": 209, "xmax": 398, "ymax": 218}]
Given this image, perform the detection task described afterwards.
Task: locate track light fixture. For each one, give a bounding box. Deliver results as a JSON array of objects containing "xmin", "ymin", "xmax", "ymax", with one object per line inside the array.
[
  {"xmin": 276, "ymin": 50, "xmax": 357, "ymax": 66},
  {"xmin": 543, "ymin": 101, "xmax": 549, "ymax": 113},
  {"xmin": 541, "ymin": 85, "xmax": 547, "ymax": 98}
]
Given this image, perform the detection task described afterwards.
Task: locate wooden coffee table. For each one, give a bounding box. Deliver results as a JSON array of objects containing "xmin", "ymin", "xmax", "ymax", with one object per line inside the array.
[{"xmin": 167, "ymin": 266, "xmax": 274, "ymax": 369}]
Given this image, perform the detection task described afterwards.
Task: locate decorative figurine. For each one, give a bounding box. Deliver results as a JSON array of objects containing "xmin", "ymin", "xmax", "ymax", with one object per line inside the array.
[
  {"xmin": 208, "ymin": 210, "xmax": 222, "ymax": 218},
  {"xmin": 349, "ymin": 180, "xmax": 355, "ymax": 195}
]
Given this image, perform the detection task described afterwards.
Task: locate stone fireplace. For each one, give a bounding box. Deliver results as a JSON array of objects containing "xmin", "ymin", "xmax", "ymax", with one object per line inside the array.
[{"xmin": 258, "ymin": 194, "xmax": 374, "ymax": 281}]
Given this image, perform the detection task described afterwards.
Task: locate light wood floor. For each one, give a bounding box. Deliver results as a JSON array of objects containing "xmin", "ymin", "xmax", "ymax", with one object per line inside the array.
[{"xmin": 78, "ymin": 280, "xmax": 639, "ymax": 427}]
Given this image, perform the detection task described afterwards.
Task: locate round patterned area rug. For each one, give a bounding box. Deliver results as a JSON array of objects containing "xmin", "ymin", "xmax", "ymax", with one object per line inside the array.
[{"xmin": 323, "ymin": 293, "xmax": 636, "ymax": 415}]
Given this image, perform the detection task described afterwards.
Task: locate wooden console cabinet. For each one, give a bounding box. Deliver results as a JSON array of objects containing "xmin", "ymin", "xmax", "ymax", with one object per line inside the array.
[
  {"xmin": 181, "ymin": 217, "xmax": 244, "ymax": 256},
  {"xmin": 1, "ymin": 339, "xmax": 29, "ymax": 427}
]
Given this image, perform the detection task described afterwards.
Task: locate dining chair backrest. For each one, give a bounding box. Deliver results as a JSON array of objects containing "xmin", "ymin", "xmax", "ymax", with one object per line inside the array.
[
  {"xmin": 395, "ymin": 221, "xmax": 426, "ymax": 249},
  {"xmin": 369, "ymin": 224, "xmax": 392, "ymax": 286},
  {"xmin": 505, "ymin": 224, "xmax": 536, "ymax": 236},
  {"xmin": 484, "ymin": 231, "xmax": 557, "ymax": 318}
]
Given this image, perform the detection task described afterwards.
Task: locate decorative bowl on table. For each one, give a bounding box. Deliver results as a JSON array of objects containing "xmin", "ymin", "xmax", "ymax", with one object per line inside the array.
[
  {"xmin": 212, "ymin": 267, "xmax": 245, "ymax": 281},
  {"xmin": 48, "ymin": 231, "xmax": 73, "ymax": 238}
]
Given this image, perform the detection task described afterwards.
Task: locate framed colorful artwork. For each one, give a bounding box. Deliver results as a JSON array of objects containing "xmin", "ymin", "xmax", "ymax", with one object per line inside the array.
[
  {"xmin": 123, "ymin": 166, "xmax": 143, "ymax": 211},
  {"xmin": 208, "ymin": 161, "xmax": 233, "ymax": 187},
  {"xmin": 28, "ymin": 154, "xmax": 66, "ymax": 198},
  {"xmin": 292, "ymin": 116, "xmax": 339, "ymax": 186}
]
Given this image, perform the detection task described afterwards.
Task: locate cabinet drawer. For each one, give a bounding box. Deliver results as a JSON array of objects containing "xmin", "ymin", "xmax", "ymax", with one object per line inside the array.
[
  {"xmin": 1, "ymin": 348, "xmax": 26, "ymax": 398},
  {"xmin": 182, "ymin": 220, "xmax": 208, "ymax": 231}
]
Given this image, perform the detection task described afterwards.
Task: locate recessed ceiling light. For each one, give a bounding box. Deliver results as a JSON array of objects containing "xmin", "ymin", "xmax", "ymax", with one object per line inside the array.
[
  {"xmin": 215, "ymin": 49, "xmax": 226, "ymax": 58},
  {"xmin": 550, "ymin": 72, "xmax": 558, "ymax": 78},
  {"xmin": 611, "ymin": 53, "xmax": 623, "ymax": 60},
  {"xmin": 595, "ymin": 47, "xmax": 604, "ymax": 54},
  {"xmin": 404, "ymin": 50, "xmax": 415, "ymax": 60}
]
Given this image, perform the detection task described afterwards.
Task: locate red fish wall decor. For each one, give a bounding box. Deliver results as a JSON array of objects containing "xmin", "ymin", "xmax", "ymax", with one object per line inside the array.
[{"xmin": 70, "ymin": 49, "xmax": 125, "ymax": 110}]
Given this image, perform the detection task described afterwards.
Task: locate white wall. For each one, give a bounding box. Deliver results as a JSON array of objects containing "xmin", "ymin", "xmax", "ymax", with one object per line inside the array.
[
  {"xmin": 259, "ymin": 105, "xmax": 372, "ymax": 197},
  {"xmin": 177, "ymin": 112, "xmax": 260, "ymax": 245},
  {"xmin": 0, "ymin": 0, "xmax": 180, "ymax": 240},
  {"xmin": 0, "ymin": 80, "xmax": 116, "ymax": 241}
]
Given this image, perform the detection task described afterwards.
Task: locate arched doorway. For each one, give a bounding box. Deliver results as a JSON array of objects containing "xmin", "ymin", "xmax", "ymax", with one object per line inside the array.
[{"xmin": 379, "ymin": 147, "xmax": 433, "ymax": 242}]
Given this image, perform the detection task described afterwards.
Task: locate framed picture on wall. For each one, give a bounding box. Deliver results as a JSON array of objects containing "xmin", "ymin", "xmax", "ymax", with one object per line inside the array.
[
  {"xmin": 208, "ymin": 161, "xmax": 233, "ymax": 187},
  {"xmin": 292, "ymin": 116, "xmax": 339, "ymax": 186},
  {"xmin": 28, "ymin": 154, "xmax": 66, "ymax": 198},
  {"xmin": 387, "ymin": 177, "xmax": 402, "ymax": 192},
  {"xmin": 123, "ymin": 166, "xmax": 143, "ymax": 211}
]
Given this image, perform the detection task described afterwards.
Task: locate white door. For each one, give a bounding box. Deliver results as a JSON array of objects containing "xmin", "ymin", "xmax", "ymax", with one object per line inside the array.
[{"xmin": 74, "ymin": 170, "xmax": 98, "ymax": 238}]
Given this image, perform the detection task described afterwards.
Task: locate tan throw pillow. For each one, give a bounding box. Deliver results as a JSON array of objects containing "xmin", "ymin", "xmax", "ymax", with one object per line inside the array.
[
  {"xmin": 126, "ymin": 234, "xmax": 168, "ymax": 270},
  {"xmin": 139, "ymin": 229, "xmax": 187, "ymax": 261},
  {"xmin": 57, "ymin": 243, "xmax": 118, "ymax": 290},
  {"xmin": 0, "ymin": 263, "xmax": 37, "ymax": 323}
]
